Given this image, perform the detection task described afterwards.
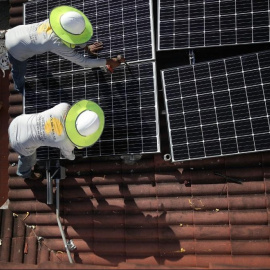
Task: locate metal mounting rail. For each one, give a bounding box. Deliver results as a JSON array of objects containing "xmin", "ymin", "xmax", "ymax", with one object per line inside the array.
[
  {"xmin": 45, "ymin": 160, "xmax": 76, "ymax": 263},
  {"xmin": 46, "ymin": 160, "xmax": 53, "ymax": 205}
]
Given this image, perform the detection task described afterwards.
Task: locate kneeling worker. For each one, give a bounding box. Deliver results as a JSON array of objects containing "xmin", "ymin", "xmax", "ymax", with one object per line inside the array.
[{"xmin": 8, "ymin": 100, "xmax": 104, "ymax": 180}]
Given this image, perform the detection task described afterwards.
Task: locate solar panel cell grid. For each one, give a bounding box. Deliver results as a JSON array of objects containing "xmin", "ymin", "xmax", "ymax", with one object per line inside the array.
[
  {"xmin": 25, "ymin": 62, "xmax": 159, "ymax": 159},
  {"xmin": 24, "ymin": 0, "xmax": 155, "ymax": 78},
  {"xmin": 158, "ymin": 0, "xmax": 270, "ymax": 50},
  {"xmin": 23, "ymin": 0, "xmax": 158, "ymax": 159},
  {"xmin": 162, "ymin": 50, "xmax": 270, "ymax": 162}
]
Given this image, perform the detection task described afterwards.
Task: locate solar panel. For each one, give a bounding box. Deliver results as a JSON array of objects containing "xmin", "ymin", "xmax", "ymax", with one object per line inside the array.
[
  {"xmin": 24, "ymin": 0, "xmax": 155, "ymax": 78},
  {"xmin": 158, "ymin": 0, "xmax": 270, "ymax": 51},
  {"xmin": 161, "ymin": 50, "xmax": 270, "ymax": 162},
  {"xmin": 24, "ymin": 62, "xmax": 160, "ymax": 159}
]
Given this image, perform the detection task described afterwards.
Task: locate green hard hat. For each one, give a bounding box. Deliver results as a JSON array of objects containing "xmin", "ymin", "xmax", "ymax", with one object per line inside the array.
[
  {"xmin": 49, "ymin": 5, "xmax": 93, "ymax": 45},
  {"xmin": 65, "ymin": 100, "xmax": 105, "ymax": 148}
]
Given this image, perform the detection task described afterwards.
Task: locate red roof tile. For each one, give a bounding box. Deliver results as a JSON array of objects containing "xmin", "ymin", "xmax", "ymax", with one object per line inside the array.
[{"xmin": 1, "ymin": 1, "xmax": 270, "ymax": 269}]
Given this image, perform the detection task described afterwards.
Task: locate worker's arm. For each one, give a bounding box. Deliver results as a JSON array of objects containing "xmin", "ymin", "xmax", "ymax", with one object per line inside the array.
[
  {"xmin": 84, "ymin": 42, "xmax": 126, "ymax": 69},
  {"xmin": 51, "ymin": 41, "xmax": 107, "ymax": 68},
  {"xmin": 52, "ymin": 40, "xmax": 125, "ymax": 70}
]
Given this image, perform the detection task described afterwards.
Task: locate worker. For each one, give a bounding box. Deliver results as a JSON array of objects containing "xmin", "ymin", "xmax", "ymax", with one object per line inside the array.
[
  {"xmin": 5, "ymin": 5, "xmax": 125, "ymax": 94},
  {"xmin": 8, "ymin": 100, "xmax": 104, "ymax": 180}
]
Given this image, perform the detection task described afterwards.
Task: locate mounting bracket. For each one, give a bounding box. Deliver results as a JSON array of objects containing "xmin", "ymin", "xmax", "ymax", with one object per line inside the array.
[
  {"xmin": 189, "ymin": 49, "xmax": 195, "ymax": 65},
  {"xmin": 45, "ymin": 159, "xmax": 75, "ymax": 263},
  {"xmin": 121, "ymin": 154, "xmax": 142, "ymax": 165}
]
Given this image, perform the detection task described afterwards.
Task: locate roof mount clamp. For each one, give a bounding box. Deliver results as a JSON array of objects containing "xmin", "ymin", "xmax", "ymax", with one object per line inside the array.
[
  {"xmin": 67, "ymin": 240, "xmax": 77, "ymax": 251},
  {"xmin": 189, "ymin": 50, "xmax": 195, "ymax": 65},
  {"xmin": 121, "ymin": 154, "xmax": 142, "ymax": 165}
]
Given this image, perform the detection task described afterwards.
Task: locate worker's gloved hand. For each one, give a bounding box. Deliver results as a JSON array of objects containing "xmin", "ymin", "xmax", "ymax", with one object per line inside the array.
[
  {"xmin": 85, "ymin": 41, "xmax": 103, "ymax": 55},
  {"xmin": 106, "ymin": 57, "xmax": 125, "ymax": 70}
]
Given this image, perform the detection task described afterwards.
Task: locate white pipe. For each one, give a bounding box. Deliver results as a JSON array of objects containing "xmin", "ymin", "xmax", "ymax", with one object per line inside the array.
[{"xmin": 55, "ymin": 179, "xmax": 73, "ymax": 264}]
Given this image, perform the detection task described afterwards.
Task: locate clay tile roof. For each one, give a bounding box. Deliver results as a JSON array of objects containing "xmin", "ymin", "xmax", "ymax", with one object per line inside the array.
[{"xmin": 1, "ymin": 0, "xmax": 270, "ymax": 269}]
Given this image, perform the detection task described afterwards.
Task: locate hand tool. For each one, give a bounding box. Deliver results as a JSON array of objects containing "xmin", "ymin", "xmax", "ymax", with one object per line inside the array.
[
  {"xmin": 116, "ymin": 54, "xmax": 135, "ymax": 78},
  {"xmin": 105, "ymin": 55, "xmax": 123, "ymax": 74}
]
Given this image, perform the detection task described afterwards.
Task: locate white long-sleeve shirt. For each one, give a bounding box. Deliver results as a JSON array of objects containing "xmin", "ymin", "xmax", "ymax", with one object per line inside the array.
[
  {"xmin": 8, "ymin": 103, "xmax": 75, "ymax": 160},
  {"xmin": 5, "ymin": 19, "xmax": 106, "ymax": 68}
]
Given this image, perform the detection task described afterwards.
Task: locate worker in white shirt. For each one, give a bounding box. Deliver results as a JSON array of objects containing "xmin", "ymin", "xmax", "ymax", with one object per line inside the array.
[
  {"xmin": 5, "ymin": 5, "xmax": 125, "ymax": 94},
  {"xmin": 8, "ymin": 100, "xmax": 104, "ymax": 180}
]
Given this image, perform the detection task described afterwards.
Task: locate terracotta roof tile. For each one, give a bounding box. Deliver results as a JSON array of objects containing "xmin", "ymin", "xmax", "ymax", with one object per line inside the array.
[
  {"xmin": 4, "ymin": 154, "xmax": 270, "ymax": 268},
  {"xmin": 1, "ymin": 1, "xmax": 270, "ymax": 269}
]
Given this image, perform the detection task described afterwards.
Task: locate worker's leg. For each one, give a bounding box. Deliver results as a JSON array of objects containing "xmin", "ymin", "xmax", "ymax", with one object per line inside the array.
[
  {"xmin": 8, "ymin": 52, "xmax": 27, "ymax": 94},
  {"xmin": 17, "ymin": 152, "xmax": 37, "ymax": 178}
]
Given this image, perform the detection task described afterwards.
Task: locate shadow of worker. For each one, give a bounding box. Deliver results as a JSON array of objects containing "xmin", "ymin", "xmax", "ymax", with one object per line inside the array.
[
  {"xmin": 24, "ymin": 173, "xmax": 182, "ymax": 266},
  {"xmin": 83, "ymin": 182, "xmax": 182, "ymax": 266}
]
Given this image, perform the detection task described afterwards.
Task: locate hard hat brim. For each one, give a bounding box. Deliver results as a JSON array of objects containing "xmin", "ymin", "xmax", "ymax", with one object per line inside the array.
[
  {"xmin": 65, "ymin": 100, "xmax": 105, "ymax": 148},
  {"xmin": 49, "ymin": 6, "xmax": 93, "ymax": 45}
]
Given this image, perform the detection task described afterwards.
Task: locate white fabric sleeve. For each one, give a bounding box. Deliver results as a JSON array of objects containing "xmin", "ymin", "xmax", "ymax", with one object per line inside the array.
[
  {"xmin": 60, "ymin": 148, "xmax": 75, "ymax": 160},
  {"xmin": 51, "ymin": 40, "xmax": 106, "ymax": 68},
  {"xmin": 79, "ymin": 43, "xmax": 87, "ymax": 48}
]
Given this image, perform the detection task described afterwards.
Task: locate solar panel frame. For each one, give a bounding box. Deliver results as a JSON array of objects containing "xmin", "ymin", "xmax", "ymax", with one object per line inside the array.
[
  {"xmin": 23, "ymin": 0, "xmax": 156, "ymax": 78},
  {"xmin": 161, "ymin": 50, "xmax": 270, "ymax": 162},
  {"xmin": 24, "ymin": 61, "xmax": 160, "ymax": 160},
  {"xmin": 157, "ymin": 0, "xmax": 270, "ymax": 51}
]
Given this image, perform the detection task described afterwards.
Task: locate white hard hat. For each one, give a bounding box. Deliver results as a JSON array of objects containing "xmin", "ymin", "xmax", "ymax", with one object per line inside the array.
[
  {"xmin": 60, "ymin": 11, "xmax": 86, "ymax": 35},
  {"xmin": 76, "ymin": 110, "xmax": 100, "ymax": 137}
]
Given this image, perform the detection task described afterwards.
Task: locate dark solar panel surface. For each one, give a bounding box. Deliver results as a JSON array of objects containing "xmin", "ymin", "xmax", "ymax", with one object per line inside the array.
[
  {"xmin": 161, "ymin": 50, "xmax": 270, "ymax": 162},
  {"xmin": 25, "ymin": 62, "xmax": 159, "ymax": 159},
  {"xmin": 24, "ymin": 0, "xmax": 155, "ymax": 78},
  {"xmin": 158, "ymin": 0, "xmax": 270, "ymax": 50},
  {"xmin": 24, "ymin": 0, "xmax": 158, "ymax": 159}
]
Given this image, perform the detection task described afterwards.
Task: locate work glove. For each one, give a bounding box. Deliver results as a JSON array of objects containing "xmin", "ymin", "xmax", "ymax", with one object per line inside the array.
[
  {"xmin": 85, "ymin": 41, "xmax": 103, "ymax": 56},
  {"xmin": 106, "ymin": 56, "xmax": 125, "ymax": 70}
]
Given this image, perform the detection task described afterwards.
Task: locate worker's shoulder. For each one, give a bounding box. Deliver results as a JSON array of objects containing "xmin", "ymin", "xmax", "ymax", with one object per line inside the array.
[
  {"xmin": 52, "ymin": 102, "xmax": 71, "ymax": 110},
  {"xmin": 58, "ymin": 102, "xmax": 70, "ymax": 106}
]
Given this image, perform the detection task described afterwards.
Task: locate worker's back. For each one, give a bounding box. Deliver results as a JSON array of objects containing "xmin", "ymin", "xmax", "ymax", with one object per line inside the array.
[
  {"xmin": 5, "ymin": 19, "xmax": 59, "ymax": 62},
  {"xmin": 8, "ymin": 103, "xmax": 75, "ymax": 159}
]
